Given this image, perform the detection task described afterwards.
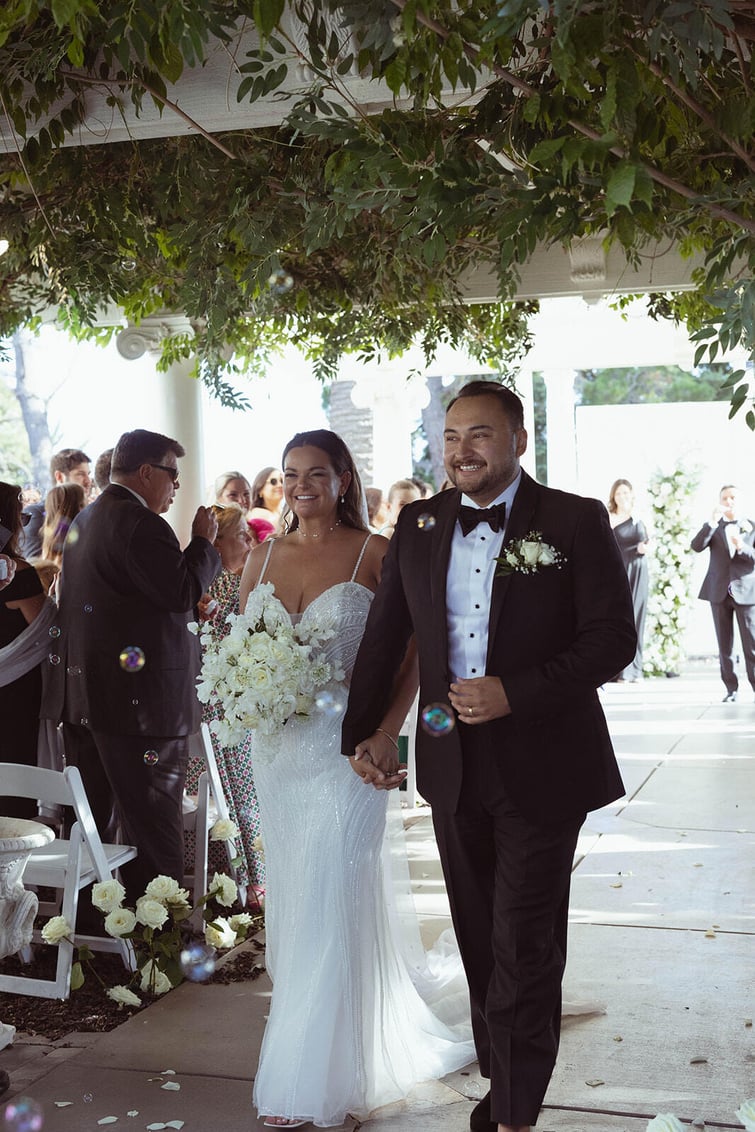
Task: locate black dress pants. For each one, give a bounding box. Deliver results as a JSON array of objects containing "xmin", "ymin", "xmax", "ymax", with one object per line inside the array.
[
  {"xmin": 432, "ymin": 730, "xmax": 583, "ymax": 1129},
  {"xmin": 61, "ymin": 723, "xmax": 189, "ymax": 904}
]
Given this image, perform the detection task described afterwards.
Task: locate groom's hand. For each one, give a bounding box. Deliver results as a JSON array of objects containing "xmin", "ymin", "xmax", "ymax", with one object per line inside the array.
[
  {"xmin": 449, "ymin": 676, "xmax": 511, "ymax": 724},
  {"xmin": 349, "ymin": 733, "xmax": 407, "ymax": 791}
]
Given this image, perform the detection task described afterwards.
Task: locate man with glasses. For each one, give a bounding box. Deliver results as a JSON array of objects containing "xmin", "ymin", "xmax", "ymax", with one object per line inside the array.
[{"xmin": 44, "ymin": 429, "xmax": 221, "ymax": 906}]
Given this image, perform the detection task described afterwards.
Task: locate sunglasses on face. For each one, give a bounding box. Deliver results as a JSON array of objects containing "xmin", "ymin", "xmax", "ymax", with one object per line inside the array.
[{"xmin": 149, "ymin": 463, "xmax": 180, "ymax": 484}]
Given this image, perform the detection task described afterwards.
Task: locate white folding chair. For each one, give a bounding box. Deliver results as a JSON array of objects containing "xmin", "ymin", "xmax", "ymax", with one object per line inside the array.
[
  {"xmin": 399, "ymin": 694, "xmax": 419, "ymax": 809},
  {"xmin": 0, "ymin": 762, "xmax": 138, "ymax": 1000},
  {"xmin": 183, "ymin": 723, "xmax": 247, "ymax": 926}
]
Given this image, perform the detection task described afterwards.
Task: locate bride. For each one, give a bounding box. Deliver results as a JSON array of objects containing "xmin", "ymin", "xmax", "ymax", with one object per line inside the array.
[{"xmin": 238, "ymin": 430, "xmax": 475, "ymax": 1129}]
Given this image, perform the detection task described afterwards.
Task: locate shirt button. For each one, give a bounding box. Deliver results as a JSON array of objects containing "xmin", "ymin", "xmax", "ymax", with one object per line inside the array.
[
  {"xmin": 475, "ymin": 568, "xmax": 481, "ymax": 574},
  {"xmin": 481, "ymin": 536, "xmax": 486, "ymax": 541},
  {"xmin": 470, "ymin": 633, "xmax": 475, "ymax": 638},
  {"xmin": 475, "ymin": 603, "xmax": 480, "ymax": 609},
  {"xmin": 471, "ymin": 668, "xmax": 477, "ymax": 673}
]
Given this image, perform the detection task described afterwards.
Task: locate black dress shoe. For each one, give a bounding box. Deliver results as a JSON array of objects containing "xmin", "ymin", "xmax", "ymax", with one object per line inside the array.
[
  {"xmin": 470, "ymin": 1091, "xmax": 496, "ymax": 1132},
  {"xmin": 723, "ymin": 690, "xmax": 738, "ymax": 702}
]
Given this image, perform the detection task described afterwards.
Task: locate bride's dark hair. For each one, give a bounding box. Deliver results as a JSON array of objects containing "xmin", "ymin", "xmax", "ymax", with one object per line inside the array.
[{"xmin": 281, "ymin": 430, "xmax": 367, "ymax": 533}]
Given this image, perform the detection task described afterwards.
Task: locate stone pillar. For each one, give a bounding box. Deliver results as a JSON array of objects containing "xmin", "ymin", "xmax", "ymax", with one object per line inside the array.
[
  {"xmin": 541, "ymin": 369, "xmax": 578, "ymax": 492},
  {"xmin": 515, "ymin": 367, "xmax": 537, "ymax": 479},
  {"xmin": 115, "ymin": 315, "xmax": 205, "ymax": 546}
]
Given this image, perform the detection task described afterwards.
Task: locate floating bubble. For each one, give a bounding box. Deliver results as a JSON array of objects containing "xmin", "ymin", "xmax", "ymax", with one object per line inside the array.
[
  {"xmin": 143, "ymin": 750, "xmax": 159, "ymax": 766},
  {"xmin": 48, "ymin": 626, "xmax": 61, "ymax": 638},
  {"xmin": 67, "ymin": 665, "xmax": 82, "ymax": 676},
  {"xmin": 65, "ymin": 527, "xmax": 79, "ymax": 546},
  {"xmin": 2, "ymin": 1096, "xmax": 44, "ymax": 1132},
  {"xmin": 420, "ymin": 702, "xmax": 456, "ymax": 737},
  {"xmin": 131, "ymin": 698, "xmax": 139, "ymax": 706},
  {"xmin": 180, "ymin": 941, "xmax": 217, "ymax": 982},
  {"xmin": 83, "ymin": 604, "xmax": 93, "ymax": 614},
  {"xmin": 48, "ymin": 653, "xmax": 60, "ymax": 666},
  {"xmin": 119, "ymin": 646, "xmax": 146, "ymax": 673},
  {"xmin": 416, "ymin": 513, "xmax": 436, "ymax": 532},
  {"xmin": 268, "ymin": 269, "xmax": 294, "ymax": 295},
  {"xmin": 123, "ymin": 259, "xmax": 137, "ymax": 272},
  {"xmin": 315, "ymin": 690, "xmax": 345, "ymax": 717},
  {"xmin": 80, "ymin": 717, "xmax": 88, "ymax": 726},
  {"xmin": 83, "ymin": 1093, "xmax": 93, "ymax": 1103}
]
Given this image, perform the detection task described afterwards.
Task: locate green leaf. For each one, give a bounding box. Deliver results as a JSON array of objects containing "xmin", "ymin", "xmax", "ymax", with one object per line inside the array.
[
  {"xmin": 70, "ymin": 961, "xmax": 85, "ymax": 990},
  {"xmin": 528, "ymin": 137, "xmax": 567, "ymax": 165},
  {"xmin": 605, "ymin": 161, "xmax": 637, "ymax": 216}
]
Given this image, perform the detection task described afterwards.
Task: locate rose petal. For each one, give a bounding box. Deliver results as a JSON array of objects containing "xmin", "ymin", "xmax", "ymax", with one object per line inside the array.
[
  {"xmin": 161, "ymin": 1081, "xmax": 181, "ymax": 1090},
  {"xmin": 586, "ymin": 1079, "xmax": 605, "ymax": 1087},
  {"xmin": 97, "ymin": 1120, "xmax": 119, "ymax": 1126},
  {"xmin": 54, "ymin": 1102, "xmax": 74, "ymax": 1107}
]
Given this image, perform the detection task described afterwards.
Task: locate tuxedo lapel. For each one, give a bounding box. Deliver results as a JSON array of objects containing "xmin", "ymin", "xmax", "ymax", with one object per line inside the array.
[
  {"xmin": 429, "ymin": 490, "xmax": 460, "ymax": 681},
  {"xmin": 486, "ymin": 472, "xmax": 539, "ymax": 668}
]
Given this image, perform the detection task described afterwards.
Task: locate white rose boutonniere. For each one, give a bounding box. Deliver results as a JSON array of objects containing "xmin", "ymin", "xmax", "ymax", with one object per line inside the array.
[
  {"xmin": 738, "ymin": 520, "xmax": 753, "ymax": 536},
  {"xmin": 496, "ymin": 531, "xmax": 566, "ymax": 577}
]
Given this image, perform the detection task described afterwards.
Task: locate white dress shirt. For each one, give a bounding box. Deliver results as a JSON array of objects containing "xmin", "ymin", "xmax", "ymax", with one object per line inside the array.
[{"xmin": 447, "ymin": 471, "xmax": 522, "ymax": 680}]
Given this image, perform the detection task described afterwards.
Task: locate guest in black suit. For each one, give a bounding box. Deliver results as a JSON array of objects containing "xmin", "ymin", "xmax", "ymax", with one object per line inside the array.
[
  {"xmin": 691, "ymin": 484, "xmax": 755, "ymax": 702},
  {"xmin": 43, "ymin": 429, "xmax": 220, "ymax": 900},
  {"xmin": 342, "ymin": 382, "xmax": 636, "ymax": 1132}
]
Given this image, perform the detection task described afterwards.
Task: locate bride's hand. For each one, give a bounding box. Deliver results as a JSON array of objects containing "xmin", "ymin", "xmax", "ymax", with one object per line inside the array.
[{"xmin": 349, "ymin": 733, "xmax": 407, "ymax": 791}]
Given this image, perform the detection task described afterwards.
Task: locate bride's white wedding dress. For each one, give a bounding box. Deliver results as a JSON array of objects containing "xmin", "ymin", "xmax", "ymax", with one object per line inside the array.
[{"xmin": 250, "ymin": 537, "xmax": 476, "ymax": 1127}]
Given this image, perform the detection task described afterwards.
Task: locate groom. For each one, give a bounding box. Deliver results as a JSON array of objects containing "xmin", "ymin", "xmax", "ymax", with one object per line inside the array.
[{"xmin": 342, "ymin": 381, "xmax": 636, "ymax": 1132}]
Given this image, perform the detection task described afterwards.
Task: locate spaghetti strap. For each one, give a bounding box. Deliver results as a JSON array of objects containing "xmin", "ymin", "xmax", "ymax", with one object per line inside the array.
[
  {"xmin": 350, "ymin": 533, "xmax": 373, "ymax": 582},
  {"xmin": 256, "ymin": 538, "xmax": 276, "ymax": 588}
]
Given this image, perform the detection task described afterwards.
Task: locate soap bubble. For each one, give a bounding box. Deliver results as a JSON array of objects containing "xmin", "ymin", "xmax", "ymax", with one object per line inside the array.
[
  {"xmin": 268, "ymin": 269, "xmax": 294, "ymax": 294},
  {"xmin": 143, "ymin": 750, "xmax": 159, "ymax": 766},
  {"xmin": 180, "ymin": 942, "xmax": 217, "ymax": 982},
  {"xmin": 420, "ymin": 703, "xmax": 456, "ymax": 736},
  {"xmin": 83, "ymin": 603, "xmax": 93, "ymax": 613},
  {"xmin": 67, "ymin": 665, "xmax": 82, "ymax": 676},
  {"xmin": 315, "ymin": 690, "xmax": 345, "ymax": 717},
  {"xmin": 416, "ymin": 513, "xmax": 436, "ymax": 532},
  {"xmin": 2, "ymin": 1097, "xmax": 43, "ymax": 1132},
  {"xmin": 82, "ymin": 1093, "xmax": 93, "ymax": 1103},
  {"xmin": 80, "ymin": 717, "xmax": 88, "ymax": 726},
  {"xmin": 47, "ymin": 654, "xmax": 60, "ymax": 666},
  {"xmin": 48, "ymin": 626, "xmax": 61, "ymax": 638},
  {"xmin": 65, "ymin": 527, "xmax": 79, "ymax": 546},
  {"xmin": 119, "ymin": 646, "xmax": 146, "ymax": 673}
]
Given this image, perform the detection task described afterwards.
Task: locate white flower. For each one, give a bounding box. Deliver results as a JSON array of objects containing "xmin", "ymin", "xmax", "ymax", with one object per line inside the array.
[
  {"xmin": 229, "ymin": 912, "xmax": 253, "ymax": 931},
  {"xmin": 496, "ymin": 531, "xmax": 565, "ymax": 577},
  {"xmin": 187, "ymin": 621, "xmax": 199, "ymax": 635},
  {"xmin": 144, "ymin": 875, "xmax": 182, "ymax": 902},
  {"xmin": 104, "ymin": 908, "xmax": 137, "ymax": 937},
  {"xmin": 139, "ymin": 959, "xmax": 172, "ymax": 995},
  {"xmin": 135, "ymin": 897, "xmax": 169, "ymax": 929},
  {"xmin": 645, "ymin": 1116, "xmax": 685, "ymax": 1132},
  {"xmin": 736, "ymin": 1100, "xmax": 755, "ymax": 1131},
  {"xmin": 91, "ymin": 879, "xmax": 126, "ymax": 913},
  {"xmin": 164, "ymin": 887, "xmax": 191, "ymax": 909},
  {"xmin": 107, "ymin": 985, "xmax": 141, "ymax": 1008},
  {"xmin": 520, "ymin": 540, "xmax": 541, "ymax": 566},
  {"xmin": 205, "ymin": 917, "xmax": 237, "ymax": 949},
  {"xmin": 210, "ymin": 872, "xmax": 238, "ymax": 907},
  {"xmin": 41, "ymin": 915, "xmax": 71, "ymax": 944},
  {"xmin": 210, "ymin": 818, "xmax": 239, "ymax": 842}
]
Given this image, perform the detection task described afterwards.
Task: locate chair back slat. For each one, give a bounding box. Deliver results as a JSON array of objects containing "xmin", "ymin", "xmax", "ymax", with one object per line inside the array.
[{"xmin": 0, "ymin": 762, "xmax": 75, "ymax": 807}]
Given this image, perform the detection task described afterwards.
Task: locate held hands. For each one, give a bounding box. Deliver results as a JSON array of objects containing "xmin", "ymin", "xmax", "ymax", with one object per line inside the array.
[
  {"xmin": 349, "ymin": 731, "xmax": 407, "ymax": 791},
  {"xmin": 192, "ymin": 505, "xmax": 219, "ymax": 544},
  {"xmin": 0, "ymin": 554, "xmax": 16, "ymax": 589},
  {"xmin": 449, "ymin": 676, "xmax": 511, "ymax": 725}
]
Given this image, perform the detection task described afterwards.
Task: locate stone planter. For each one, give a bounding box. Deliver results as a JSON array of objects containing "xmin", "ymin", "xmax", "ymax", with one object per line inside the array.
[{"xmin": 0, "ymin": 817, "xmax": 55, "ymax": 959}]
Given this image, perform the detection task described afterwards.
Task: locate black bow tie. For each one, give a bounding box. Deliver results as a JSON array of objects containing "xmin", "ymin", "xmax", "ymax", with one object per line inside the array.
[{"xmin": 458, "ymin": 503, "xmax": 506, "ymax": 537}]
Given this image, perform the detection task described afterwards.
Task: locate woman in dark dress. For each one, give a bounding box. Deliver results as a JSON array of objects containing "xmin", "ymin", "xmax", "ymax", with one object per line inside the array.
[
  {"xmin": 608, "ymin": 478, "xmax": 650, "ymax": 682},
  {"xmin": 0, "ymin": 482, "xmax": 47, "ymax": 816}
]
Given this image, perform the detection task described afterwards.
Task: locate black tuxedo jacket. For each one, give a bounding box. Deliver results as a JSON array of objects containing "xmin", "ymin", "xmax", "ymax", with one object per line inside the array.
[
  {"xmin": 43, "ymin": 484, "xmax": 220, "ymax": 736},
  {"xmin": 343, "ymin": 472, "xmax": 636, "ymax": 825},
  {"xmin": 690, "ymin": 518, "xmax": 755, "ymax": 605}
]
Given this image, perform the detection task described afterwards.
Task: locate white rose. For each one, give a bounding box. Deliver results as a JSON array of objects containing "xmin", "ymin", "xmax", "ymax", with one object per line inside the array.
[
  {"xmin": 645, "ymin": 1116, "xmax": 685, "ymax": 1131},
  {"xmin": 41, "ymin": 915, "xmax": 71, "ymax": 944},
  {"xmin": 91, "ymin": 879, "xmax": 126, "ymax": 913},
  {"xmin": 210, "ymin": 872, "xmax": 238, "ymax": 907},
  {"xmin": 164, "ymin": 887, "xmax": 191, "ymax": 909},
  {"xmin": 135, "ymin": 897, "xmax": 169, "ymax": 929},
  {"xmin": 104, "ymin": 908, "xmax": 137, "ymax": 937},
  {"xmin": 144, "ymin": 875, "xmax": 181, "ymax": 902},
  {"xmin": 107, "ymin": 984, "xmax": 141, "ymax": 1008},
  {"xmin": 229, "ymin": 912, "xmax": 253, "ymax": 931},
  {"xmin": 139, "ymin": 959, "xmax": 172, "ymax": 995},
  {"xmin": 736, "ymin": 1100, "xmax": 755, "ymax": 1131},
  {"xmin": 520, "ymin": 541, "xmax": 541, "ymax": 566},
  {"xmin": 537, "ymin": 543, "xmax": 556, "ymax": 566},
  {"xmin": 210, "ymin": 818, "xmax": 239, "ymax": 842},
  {"xmin": 205, "ymin": 917, "xmax": 237, "ymax": 949}
]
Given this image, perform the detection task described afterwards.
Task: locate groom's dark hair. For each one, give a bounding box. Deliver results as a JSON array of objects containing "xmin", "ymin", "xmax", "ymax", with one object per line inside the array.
[{"xmin": 447, "ymin": 380, "xmax": 524, "ymax": 430}]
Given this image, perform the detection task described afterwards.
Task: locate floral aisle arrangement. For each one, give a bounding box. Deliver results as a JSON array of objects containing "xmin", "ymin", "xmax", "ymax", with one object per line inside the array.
[
  {"xmin": 194, "ymin": 581, "xmax": 344, "ymax": 749},
  {"xmin": 41, "ymin": 823, "xmax": 254, "ymax": 1006},
  {"xmin": 643, "ymin": 463, "xmax": 699, "ymax": 677}
]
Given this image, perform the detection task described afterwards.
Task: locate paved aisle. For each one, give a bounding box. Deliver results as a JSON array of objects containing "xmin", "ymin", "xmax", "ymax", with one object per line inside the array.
[{"xmin": 2, "ymin": 663, "xmax": 753, "ymax": 1131}]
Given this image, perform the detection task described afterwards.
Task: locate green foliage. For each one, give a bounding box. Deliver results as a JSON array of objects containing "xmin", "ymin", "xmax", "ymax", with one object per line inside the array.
[
  {"xmin": 0, "ymin": 1, "xmax": 752, "ymax": 410},
  {"xmin": 575, "ymin": 364, "xmax": 734, "ymax": 406}
]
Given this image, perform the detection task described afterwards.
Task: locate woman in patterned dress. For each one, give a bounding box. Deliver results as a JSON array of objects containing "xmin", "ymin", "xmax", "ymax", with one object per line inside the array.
[{"xmin": 184, "ymin": 503, "xmax": 265, "ymax": 895}]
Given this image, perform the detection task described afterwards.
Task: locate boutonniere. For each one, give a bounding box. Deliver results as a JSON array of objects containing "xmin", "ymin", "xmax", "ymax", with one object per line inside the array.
[
  {"xmin": 738, "ymin": 520, "xmax": 752, "ymax": 535},
  {"xmin": 495, "ymin": 531, "xmax": 566, "ymax": 576}
]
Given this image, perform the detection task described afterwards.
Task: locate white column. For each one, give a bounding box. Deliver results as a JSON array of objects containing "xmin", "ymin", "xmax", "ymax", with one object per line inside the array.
[
  {"xmin": 115, "ymin": 315, "xmax": 205, "ymax": 546},
  {"xmin": 347, "ymin": 365, "xmax": 430, "ymax": 490},
  {"xmin": 515, "ymin": 367, "xmax": 537, "ymax": 479},
  {"xmin": 542, "ymin": 369, "xmax": 578, "ymax": 491}
]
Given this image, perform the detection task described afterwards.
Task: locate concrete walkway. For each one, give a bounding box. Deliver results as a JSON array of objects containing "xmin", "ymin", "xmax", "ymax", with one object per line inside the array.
[{"xmin": 2, "ymin": 661, "xmax": 754, "ymax": 1131}]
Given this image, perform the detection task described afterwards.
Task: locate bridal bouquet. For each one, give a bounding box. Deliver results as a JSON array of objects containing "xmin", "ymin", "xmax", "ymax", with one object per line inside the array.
[{"xmin": 195, "ymin": 582, "xmax": 343, "ymax": 747}]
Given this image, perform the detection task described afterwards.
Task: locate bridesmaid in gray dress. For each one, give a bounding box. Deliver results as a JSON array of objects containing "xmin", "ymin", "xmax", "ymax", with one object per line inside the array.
[{"xmin": 608, "ymin": 479, "xmax": 650, "ymax": 682}]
